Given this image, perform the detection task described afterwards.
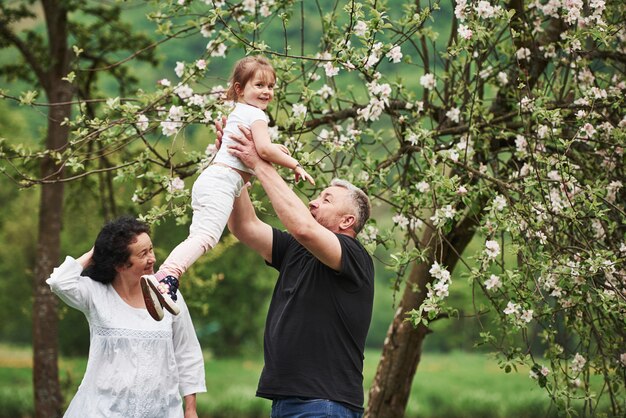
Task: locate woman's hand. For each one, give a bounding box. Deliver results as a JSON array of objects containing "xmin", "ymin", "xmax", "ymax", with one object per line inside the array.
[{"xmin": 76, "ymin": 247, "xmax": 94, "ymax": 269}]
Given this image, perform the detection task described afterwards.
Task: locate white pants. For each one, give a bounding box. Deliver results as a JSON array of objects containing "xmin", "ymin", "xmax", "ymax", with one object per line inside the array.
[{"xmin": 158, "ymin": 165, "xmax": 244, "ymax": 279}]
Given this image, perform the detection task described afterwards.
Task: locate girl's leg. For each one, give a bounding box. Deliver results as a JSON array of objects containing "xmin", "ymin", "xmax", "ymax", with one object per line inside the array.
[
  {"xmin": 142, "ymin": 165, "xmax": 244, "ymax": 320},
  {"xmin": 157, "ymin": 165, "xmax": 243, "ymax": 279}
]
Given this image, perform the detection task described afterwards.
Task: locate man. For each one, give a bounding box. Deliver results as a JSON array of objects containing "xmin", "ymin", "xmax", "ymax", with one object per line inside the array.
[{"xmin": 221, "ymin": 124, "xmax": 375, "ymax": 417}]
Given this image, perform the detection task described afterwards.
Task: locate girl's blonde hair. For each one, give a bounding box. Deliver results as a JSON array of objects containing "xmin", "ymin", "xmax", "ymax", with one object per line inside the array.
[{"xmin": 225, "ymin": 56, "xmax": 276, "ymax": 102}]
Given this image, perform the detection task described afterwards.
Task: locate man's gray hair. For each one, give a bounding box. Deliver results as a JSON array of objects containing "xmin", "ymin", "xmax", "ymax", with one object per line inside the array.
[{"xmin": 330, "ymin": 178, "xmax": 371, "ymax": 234}]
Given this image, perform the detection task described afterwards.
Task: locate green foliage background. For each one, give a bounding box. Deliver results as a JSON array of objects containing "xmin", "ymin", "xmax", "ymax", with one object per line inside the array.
[{"xmin": 0, "ymin": 0, "xmax": 520, "ymax": 359}]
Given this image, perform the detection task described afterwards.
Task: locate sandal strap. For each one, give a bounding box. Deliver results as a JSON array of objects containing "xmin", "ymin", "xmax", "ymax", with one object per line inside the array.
[{"xmin": 161, "ymin": 276, "xmax": 179, "ymax": 301}]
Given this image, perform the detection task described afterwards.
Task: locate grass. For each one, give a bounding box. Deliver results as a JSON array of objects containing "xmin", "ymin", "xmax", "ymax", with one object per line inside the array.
[{"xmin": 0, "ymin": 344, "xmax": 615, "ymax": 418}]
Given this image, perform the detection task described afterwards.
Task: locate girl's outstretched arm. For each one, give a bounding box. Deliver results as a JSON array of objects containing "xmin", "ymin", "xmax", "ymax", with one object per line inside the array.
[{"xmin": 249, "ymin": 120, "xmax": 315, "ymax": 185}]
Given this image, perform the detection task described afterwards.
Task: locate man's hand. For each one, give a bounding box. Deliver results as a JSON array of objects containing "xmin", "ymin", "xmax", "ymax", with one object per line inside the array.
[
  {"xmin": 214, "ymin": 115, "xmax": 227, "ymax": 150},
  {"xmin": 275, "ymin": 143, "xmax": 291, "ymax": 156},
  {"xmin": 227, "ymin": 124, "xmax": 265, "ymax": 170}
]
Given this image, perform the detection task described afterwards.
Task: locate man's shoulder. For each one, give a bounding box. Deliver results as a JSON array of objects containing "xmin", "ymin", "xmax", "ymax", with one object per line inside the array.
[{"xmin": 336, "ymin": 232, "xmax": 370, "ymax": 254}]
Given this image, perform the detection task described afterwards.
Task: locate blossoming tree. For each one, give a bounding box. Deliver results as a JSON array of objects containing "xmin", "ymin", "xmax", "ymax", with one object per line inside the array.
[{"xmin": 2, "ymin": 0, "xmax": 625, "ymax": 417}]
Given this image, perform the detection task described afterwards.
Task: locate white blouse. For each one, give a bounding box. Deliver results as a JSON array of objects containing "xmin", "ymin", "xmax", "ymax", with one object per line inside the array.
[{"xmin": 47, "ymin": 256, "xmax": 206, "ymax": 418}]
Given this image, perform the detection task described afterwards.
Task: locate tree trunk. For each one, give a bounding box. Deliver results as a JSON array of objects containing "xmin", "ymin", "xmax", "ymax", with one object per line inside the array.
[
  {"xmin": 32, "ymin": 175, "xmax": 64, "ymax": 418},
  {"xmin": 366, "ymin": 213, "xmax": 480, "ymax": 418},
  {"xmin": 32, "ymin": 84, "xmax": 72, "ymax": 418},
  {"xmin": 32, "ymin": 2, "xmax": 72, "ymax": 416}
]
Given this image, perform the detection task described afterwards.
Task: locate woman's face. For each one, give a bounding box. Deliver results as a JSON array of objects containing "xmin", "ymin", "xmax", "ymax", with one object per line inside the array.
[{"xmin": 118, "ymin": 232, "xmax": 156, "ymax": 279}]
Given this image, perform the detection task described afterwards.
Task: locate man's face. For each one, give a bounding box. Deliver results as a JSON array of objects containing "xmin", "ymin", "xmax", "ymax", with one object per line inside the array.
[
  {"xmin": 119, "ymin": 232, "xmax": 156, "ymax": 278},
  {"xmin": 308, "ymin": 186, "xmax": 354, "ymax": 233}
]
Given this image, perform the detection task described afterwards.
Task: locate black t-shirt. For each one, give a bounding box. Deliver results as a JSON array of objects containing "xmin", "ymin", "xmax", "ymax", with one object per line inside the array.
[{"xmin": 256, "ymin": 228, "xmax": 375, "ymax": 411}]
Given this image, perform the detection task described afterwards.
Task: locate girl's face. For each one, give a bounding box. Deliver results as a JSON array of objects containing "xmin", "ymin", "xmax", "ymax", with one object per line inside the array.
[{"xmin": 237, "ymin": 69, "xmax": 275, "ymax": 110}]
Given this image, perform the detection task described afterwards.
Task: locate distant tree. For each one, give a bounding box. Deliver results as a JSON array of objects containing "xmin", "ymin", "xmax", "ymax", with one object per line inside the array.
[
  {"xmin": 0, "ymin": 1, "xmax": 156, "ymax": 416},
  {"xmin": 3, "ymin": 0, "xmax": 624, "ymax": 417}
]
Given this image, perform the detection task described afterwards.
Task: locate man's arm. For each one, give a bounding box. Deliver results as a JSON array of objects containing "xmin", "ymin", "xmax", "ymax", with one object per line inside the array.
[
  {"xmin": 228, "ymin": 186, "xmax": 273, "ymax": 263},
  {"xmin": 228, "ymin": 127, "xmax": 343, "ymax": 271}
]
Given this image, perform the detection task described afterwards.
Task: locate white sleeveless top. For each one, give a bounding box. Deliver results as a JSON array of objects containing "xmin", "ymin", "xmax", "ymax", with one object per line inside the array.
[{"xmin": 213, "ymin": 102, "xmax": 269, "ymax": 174}]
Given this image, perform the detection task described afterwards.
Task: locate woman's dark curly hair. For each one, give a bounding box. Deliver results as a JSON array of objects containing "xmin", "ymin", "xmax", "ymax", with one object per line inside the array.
[{"xmin": 82, "ymin": 216, "xmax": 150, "ymax": 284}]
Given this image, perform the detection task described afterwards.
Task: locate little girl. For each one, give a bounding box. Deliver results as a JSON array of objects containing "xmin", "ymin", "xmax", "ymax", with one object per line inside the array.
[{"xmin": 141, "ymin": 56, "xmax": 314, "ymax": 320}]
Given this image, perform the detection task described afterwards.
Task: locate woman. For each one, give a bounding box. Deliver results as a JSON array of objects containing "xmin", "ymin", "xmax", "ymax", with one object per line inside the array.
[{"xmin": 46, "ymin": 216, "xmax": 206, "ymax": 418}]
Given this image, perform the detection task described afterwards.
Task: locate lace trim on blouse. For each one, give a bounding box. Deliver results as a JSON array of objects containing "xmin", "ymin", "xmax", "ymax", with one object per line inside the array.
[{"xmin": 92, "ymin": 325, "xmax": 173, "ymax": 339}]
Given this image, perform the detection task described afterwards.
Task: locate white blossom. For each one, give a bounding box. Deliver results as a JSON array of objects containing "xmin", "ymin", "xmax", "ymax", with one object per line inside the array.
[
  {"xmin": 242, "ymin": 0, "xmax": 256, "ymax": 14},
  {"xmin": 455, "ymin": 0, "xmax": 468, "ymax": 20},
  {"xmin": 420, "ymin": 73, "xmax": 436, "ymax": 89},
  {"xmin": 260, "ymin": 3, "xmax": 271, "ymax": 17},
  {"xmin": 175, "ymin": 61, "xmax": 185, "ymax": 78},
  {"xmin": 479, "ymin": 66, "xmax": 493, "ymax": 79},
  {"xmin": 571, "ymin": 353, "xmax": 586, "ymax": 373},
  {"xmin": 475, "ymin": 1, "xmax": 497, "ymax": 18},
  {"xmin": 386, "ymin": 46, "xmax": 403, "ymax": 63},
  {"xmin": 361, "ymin": 225, "xmax": 379, "ymax": 243},
  {"xmin": 324, "ymin": 62, "xmax": 339, "ymax": 77},
  {"xmin": 515, "ymin": 134, "xmax": 527, "ymax": 154},
  {"xmin": 353, "ymin": 20, "xmax": 367, "ymax": 37},
  {"xmin": 416, "ymin": 181, "xmax": 430, "ymax": 193},
  {"xmin": 504, "ymin": 301, "xmax": 520, "ymax": 315},
  {"xmin": 493, "ymin": 195, "xmax": 507, "ymax": 211},
  {"xmin": 484, "ymin": 274, "xmax": 502, "ymax": 290},
  {"xmin": 174, "ymin": 84, "xmax": 194, "ymax": 99},
  {"xmin": 516, "ymin": 47, "xmax": 531, "ymax": 61},
  {"xmin": 497, "ymin": 71, "xmax": 509, "ymax": 86},
  {"xmin": 357, "ymin": 98, "xmax": 385, "ymax": 121},
  {"xmin": 168, "ymin": 177, "xmax": 185, "ymax": 192},
  {"xmin": 392, "ymin": 213, "xmax": 410, "ymax": 229},
  {"xmin": 317, "ymin": 84, "xmax": 334, "ymax": 99},
  {"xmin": 187, "ymin": 94, "xmax": 207, "ymax": 107},
  {"xmin": 207, "ymin": 40, "xmax": 227, "ymax": 57},
  {"xmin": 458, "ymin": 24, "xmax": 473, "ymax": 40},
  {"xmin": 136, "ymin": 114, "xmax": 149, "ymax": 131},
  {"xmin": 205, "ymin": 143, "xmax": 217, "ymax": 158},
  {"xmin": 292, "ymin": 103, "xmax": 307, "ymax": 118},
  {"xmin": 520, "ymin": 96, "xmax": 534, "ymax": 112},
  {"xmin": 537, "ymin": 124, "xmax": 550, "ymax": 139},
  {"xmin": 364, "ymin": 53, "xmax": 380, "ymax": 69},
  {"xmin": 606, "ymin": 181, "xmax": 622, "ymax": 203},
  {"xmin": 520, "ymin": 309, "xmax": 533, "ymax": 323},
  {"xmin": 200, "ymin": 24, "xmax": 214, "ymax": 38},
  {"xmin": 406, "ymin": 132, "xmax": 419, "ymax": 146},
  {"xmin": 580, "ymin": 123, "xmax": 596, "ymax": 138},
  {"xmin": 446, "ymin": 107, "xmax": 461, "ymax": 123},
  {"xmin": 485, "ymin": 240, "xmax": 500, "ymax": 259}
]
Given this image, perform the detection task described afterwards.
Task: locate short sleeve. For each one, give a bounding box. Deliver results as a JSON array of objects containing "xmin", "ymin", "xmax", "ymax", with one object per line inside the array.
[
  {"xmin": 244, "ymin": 105, "xmax": 269, "ymax": 125},
  {"xmin": 46, "ymin": 256, "xmax": 96, "ymax": 313},
  {"xmin": 337, "ymin": 235, "xmax": 374, "ymax": 288},
  {"xmin": 268, "ymin": 228, "xmax": 292, "ymax": 271},
  {"xmin": 172, "ymin": 293, "xmax": 207, "ymax": 397}
]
